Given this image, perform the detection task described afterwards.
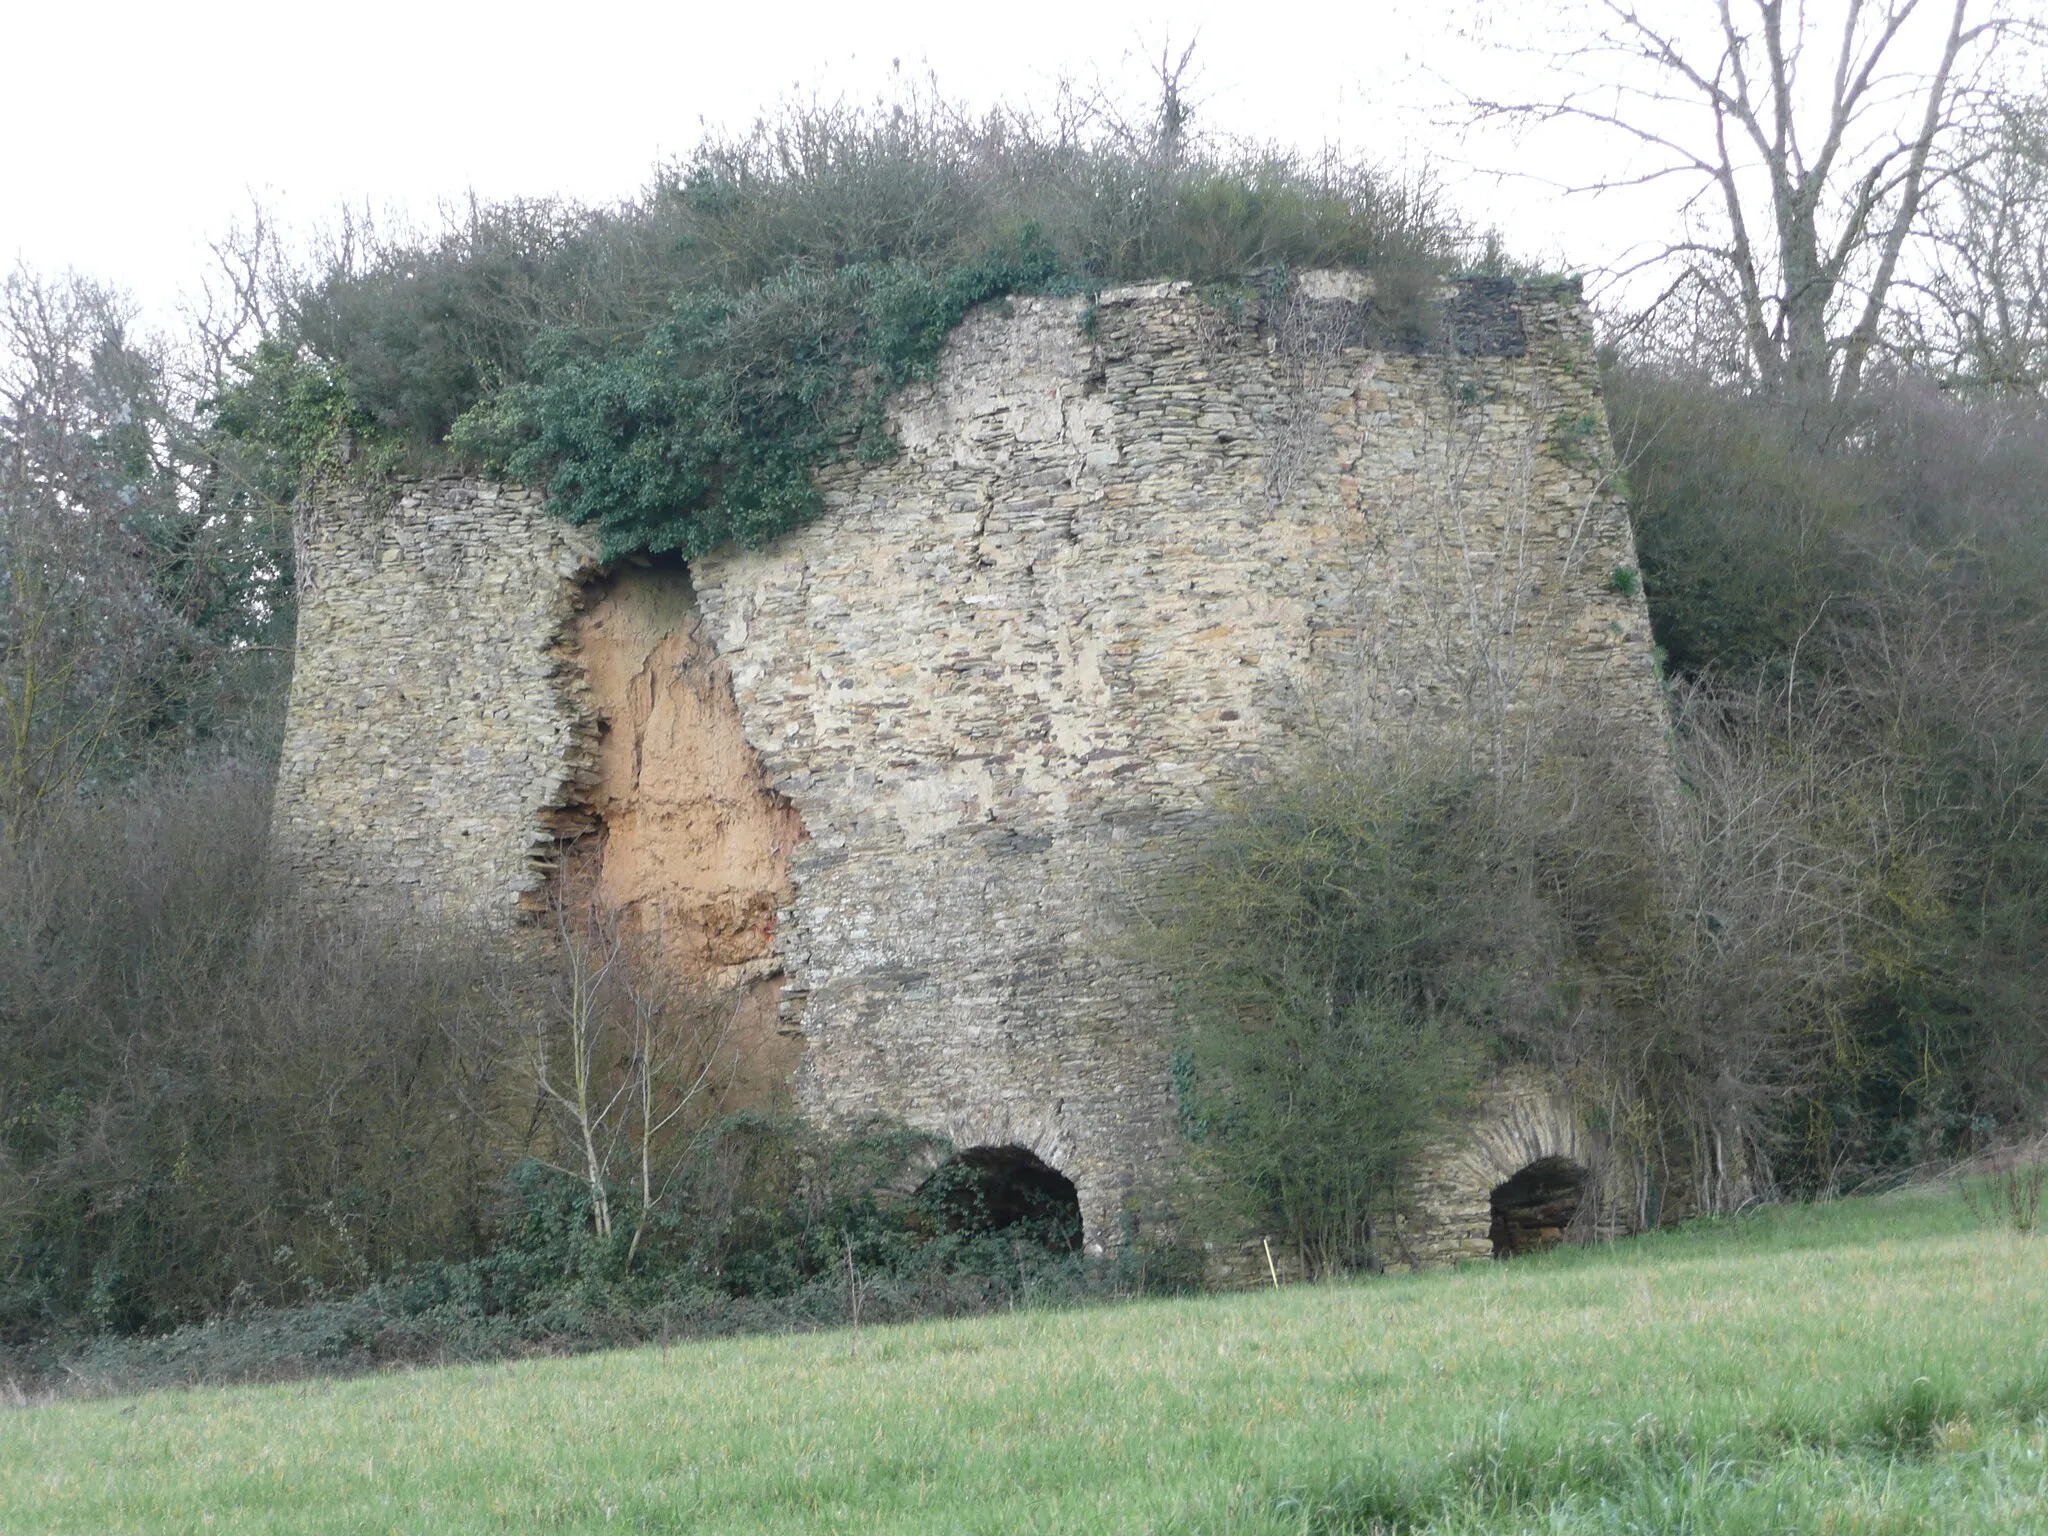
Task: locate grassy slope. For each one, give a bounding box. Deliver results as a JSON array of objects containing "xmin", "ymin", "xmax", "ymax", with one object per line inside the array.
[{"xmin": 6, "ymin": 1191, "xmax": 2046, "ymax": 1534}]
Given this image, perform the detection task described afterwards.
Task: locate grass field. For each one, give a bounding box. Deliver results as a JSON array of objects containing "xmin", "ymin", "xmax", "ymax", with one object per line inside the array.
[{"xmin": 5, "ymin": 1187, "xmax": 2045, "ymax": 1533}]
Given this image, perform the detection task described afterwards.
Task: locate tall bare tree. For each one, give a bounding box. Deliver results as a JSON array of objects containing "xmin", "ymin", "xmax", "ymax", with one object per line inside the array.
[
  {"xmin": 1476, "ymin": 1, "xmax": 2040, "ymax": 398},
  {"xmin": 1912, "ymin": 90, "xmax": 2048, "ymax": 388},
  {"xmin": 525, "ymin": 880, "xmax": 738, "ymax": 1255}
]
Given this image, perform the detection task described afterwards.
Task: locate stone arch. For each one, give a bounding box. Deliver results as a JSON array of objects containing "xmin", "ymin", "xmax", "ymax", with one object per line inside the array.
[
  {"xmin": 1488, "ymin": 1155, "xmax": 1592, "ymax": 1257},
  {"xmin": 886, "ymin": 1107, "xmax": 1121, "ymax": 1255},
  {"xmin": 1399, "ymin": 1073, "xmax": 1633, "ymax": 1266},
  {"xmin": 872, "ymin": 1105, "xmax": 1138, "ymax": 1261},
  {"xmin": 917, "ymin": 1145, "xmax": 1085, "ymax": 1253}
]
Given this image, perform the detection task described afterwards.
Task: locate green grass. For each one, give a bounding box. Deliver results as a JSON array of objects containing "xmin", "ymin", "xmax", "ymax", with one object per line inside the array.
[{"xmin": 7, "ymin": 1188, "xmax": 2047, "ymax": 1533}]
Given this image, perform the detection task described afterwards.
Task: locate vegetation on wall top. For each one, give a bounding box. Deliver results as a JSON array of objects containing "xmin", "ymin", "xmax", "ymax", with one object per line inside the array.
[{"xmin": 215, "ymin": 85, "xmax": 1465, "ymax": 558}]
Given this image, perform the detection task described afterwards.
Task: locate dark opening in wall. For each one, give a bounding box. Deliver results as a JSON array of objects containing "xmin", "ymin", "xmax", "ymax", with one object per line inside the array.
[
  {"xmin": 1489, "ymin": 1156, "xmax": 1588, "ymax": 1258},
  {"xmin": 920, "ymin": 1145, "xmax": 1084, "ymax": 1253}
]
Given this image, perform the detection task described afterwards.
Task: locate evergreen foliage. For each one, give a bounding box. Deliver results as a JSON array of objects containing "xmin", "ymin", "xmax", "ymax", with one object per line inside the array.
[
  {"xmin": 206, "ymin": 339, "xmax": 383, "ymax": 506},
  {"xmin": 455, "ymin": 232, "xmax": 1075, "ymax": 558},
  {"xmin": 217, "ymin": 90, "xmax": 1460, "ymax": 557}
]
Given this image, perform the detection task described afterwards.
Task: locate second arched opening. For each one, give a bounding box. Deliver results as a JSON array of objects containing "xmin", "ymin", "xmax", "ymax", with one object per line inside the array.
[{"xmin": 1489, "ymin": 1156, "xmax": 1590, "ymax": 1258}]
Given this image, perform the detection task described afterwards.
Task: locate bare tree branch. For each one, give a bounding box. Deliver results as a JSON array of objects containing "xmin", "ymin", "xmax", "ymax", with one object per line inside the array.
[{"xmin": 1465, "ymin": 0, "xmax": 2039, "ymax": 398}]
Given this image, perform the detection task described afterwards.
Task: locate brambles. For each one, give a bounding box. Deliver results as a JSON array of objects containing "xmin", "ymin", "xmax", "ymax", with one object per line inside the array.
[{"xmin": 0, "ymin": 760, "xmax": 517, "ymax": 1337}]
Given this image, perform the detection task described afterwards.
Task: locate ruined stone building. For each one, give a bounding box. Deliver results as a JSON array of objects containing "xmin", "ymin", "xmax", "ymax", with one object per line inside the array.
[{"xmin": 271, "ymin": 276, "xmax": 1668, "ymax": 1266}]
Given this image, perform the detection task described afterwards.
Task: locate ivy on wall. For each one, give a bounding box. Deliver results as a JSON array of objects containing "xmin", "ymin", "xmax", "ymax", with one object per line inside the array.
[
  {"xmin": 210, "ymin": 91, "xmax": 1465, "ymax": 561},
  {"xmin": 451, "ymin": 231, "xmax": 1075, "ymax": 559}
]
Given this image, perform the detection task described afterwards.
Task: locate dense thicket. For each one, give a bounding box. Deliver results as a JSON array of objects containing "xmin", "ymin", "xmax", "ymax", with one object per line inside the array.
[
  {"xmin": 0, "ymin": 273, "xmax": 287, "ymax": 842},
  {"xmin": 1616, "ymin": 376, "xmax": 2048, "ymax": 1172},
  {"xmin": 0, "ymin": 762, "xmax": 510, "ymax": 1337},
  {"xmin": 220, "ymin": 91, "xmax": 1462, "ymax": 557}
]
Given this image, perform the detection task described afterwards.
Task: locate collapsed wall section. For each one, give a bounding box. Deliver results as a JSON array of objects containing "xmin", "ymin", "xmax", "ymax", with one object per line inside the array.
[
  {"xmin": 571, "ymin": 564, "xmax": 809, "ymax": 1100},
  {"xmin": 271, "ymin": 487, "xmax": 805, "ymax": 1106}
]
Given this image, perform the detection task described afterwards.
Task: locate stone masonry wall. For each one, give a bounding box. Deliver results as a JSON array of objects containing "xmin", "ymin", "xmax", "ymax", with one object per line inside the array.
[
  {"xmin": 272, "ymin": 480, "xmax": 601, "ymax": 920},
  {"xmin": 688, "ymin": 277, "xmax": 1666, "ymax": 1251},
  {"xmin": 274, "ymin": 275, "xmax": 1667, "ymax": 1257}
]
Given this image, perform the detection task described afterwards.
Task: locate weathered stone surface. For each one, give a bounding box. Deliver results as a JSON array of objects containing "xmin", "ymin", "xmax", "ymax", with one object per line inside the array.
[
  {"xmin": 272, "ymin": 480, "xmax": 601, "ymax": 921},
  {"xmin": 273, "ymin": 275, "xmax": 1668, "ymax": 1260},
  {"xmin": 1396, "ymin": 1073, "xmax": 1635, "ymax": 1268}
]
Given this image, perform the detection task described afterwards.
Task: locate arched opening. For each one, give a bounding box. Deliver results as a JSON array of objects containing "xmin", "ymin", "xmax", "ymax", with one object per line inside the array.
[
  {"xmin": 919, "ymin": 1145, "xmax": 1084, "ymax": 1253},
  {"xmin": 1489, "ymin": 1156, "xmax": 1589, "ymax": 1258}
]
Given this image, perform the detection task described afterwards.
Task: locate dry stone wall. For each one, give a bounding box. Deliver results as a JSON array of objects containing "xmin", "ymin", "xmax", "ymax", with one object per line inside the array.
[{"xmin": 273, "ymin": 275, "xmax": 1667, "ymax": 1258}]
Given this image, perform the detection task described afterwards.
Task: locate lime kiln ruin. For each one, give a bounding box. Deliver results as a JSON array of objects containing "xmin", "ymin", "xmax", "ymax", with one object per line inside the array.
[{"xmin": 271, "ymin": 275, "xmax": 1666, "ymax": 1262}]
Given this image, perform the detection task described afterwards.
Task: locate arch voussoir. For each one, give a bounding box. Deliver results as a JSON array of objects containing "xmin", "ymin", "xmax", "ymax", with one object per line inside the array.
[{"xmin": 1398, "ymin": 1072, "xmax": 1636, "ymax": 1267}]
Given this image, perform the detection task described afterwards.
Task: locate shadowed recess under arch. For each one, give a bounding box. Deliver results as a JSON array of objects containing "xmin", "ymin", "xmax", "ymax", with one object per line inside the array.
[
  {"xmin": 919, "ymin": 1145, "xmax": 1084, "ymax": 1253},
  {"xmin": 1489, "ymin": 1155, "xmax": 1589, "ymax": 1258}
]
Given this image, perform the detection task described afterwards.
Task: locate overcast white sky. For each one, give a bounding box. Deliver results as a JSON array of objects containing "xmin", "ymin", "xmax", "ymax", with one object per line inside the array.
[{"xmin": 0, "ymin": 0, "xmax": 2008, "ymax": 327}]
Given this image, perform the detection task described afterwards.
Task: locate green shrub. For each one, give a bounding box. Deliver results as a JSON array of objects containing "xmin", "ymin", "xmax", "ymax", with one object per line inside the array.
[
  {"xmin": 206, "ymin": 339, "xmax": 381, "ymax": 501},
  {"xmin": 231, "ymin": 89, "xmax": 1461, "ymax": 559},
  {"xmin": 1148, "ymin": 758, "xmax": 1554, "ymax": 1273},
  {"xmin": 1608, "ymin": 374, "xmax": 1878, "ymax": 677}
]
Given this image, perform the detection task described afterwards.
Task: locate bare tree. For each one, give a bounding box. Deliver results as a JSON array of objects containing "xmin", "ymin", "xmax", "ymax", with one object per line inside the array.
[
  {"xmin": 531, "ymin": 890, "xmax": 631, "ymax": 1239},
  {"xmin": 1911, "ymin": 90, "xmax": 2048, "ymax": 388},
  {"xmin": 1474, "ymin": 1, "xmax": 2040, "ymax": 398},
  {"xmin": 619, "ymin": 933, "xmax": 736, "ymax": 1268},
  {"xmin": 1151, "ymin": 37, "xmax": 1200, "ymax": 165},
  {"xmin": 524, "ymin": 879, "xmax": 739, "ymax": 1254}
]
